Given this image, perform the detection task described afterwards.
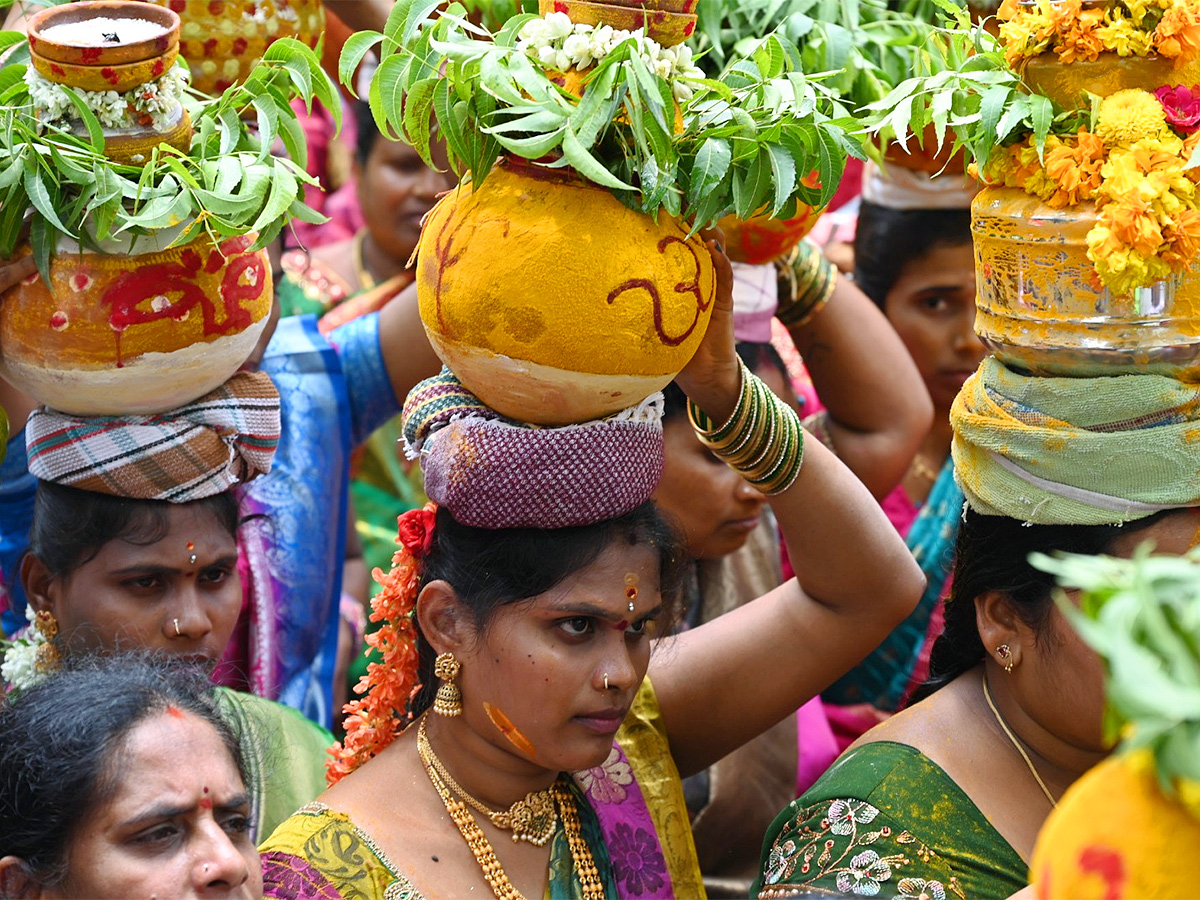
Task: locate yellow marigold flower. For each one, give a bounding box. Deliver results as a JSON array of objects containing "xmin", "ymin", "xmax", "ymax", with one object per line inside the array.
[
  {"xmin": 1096, "ymin": 18, "xmax": 1154, "ymax": 56},
  {"xmin": 1095, "ymin": 89, "xmax": 1170, "ymax": 147},
  {"xmin": 1102, "ymin": 147, "xmax": 1168, "ymax": 202},
  {"xmin": 1155, "ymin": 0, "xmax": 1200, "ymax": 66},
  {"xmin": 1121, "ymin": 0, "xmax": 1156, "ymax": 26}
]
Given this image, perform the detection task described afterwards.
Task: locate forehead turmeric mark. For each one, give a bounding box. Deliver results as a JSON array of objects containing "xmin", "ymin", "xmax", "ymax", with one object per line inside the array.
[{"xmin": 483, "ymin": 702, "xmax": 538, "ymax": 761}]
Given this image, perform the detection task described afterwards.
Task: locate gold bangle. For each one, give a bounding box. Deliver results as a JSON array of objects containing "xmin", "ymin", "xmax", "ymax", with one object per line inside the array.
[
  {"xmin": 689, "ymin": 364, "xmax": 805, "ymax": 496},
  {"xmin": 777, "ymin": 239, "xmax": 837, "ymax": 329}
]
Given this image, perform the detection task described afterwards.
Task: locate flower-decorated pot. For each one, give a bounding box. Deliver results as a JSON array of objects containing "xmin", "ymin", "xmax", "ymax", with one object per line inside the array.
[
  {"xmin": 539, "ymin": 0, "xmax": 696, "ymax": 46},
  {"xmin": 1030, "ymin": 749, "xmax": 1200, "ymax": 899},
  {"xmin": 0, "ymin": 230, "xmax": 272, "ymax": 416},
  {"xmin": 27, "ymin": 1, "xmax": 192, "ymax": 166},
  {"xmin": 27, "ymin": 0, "xmax": 179, "ymax": 65},
  {"xmin": 152, "ymin": 0, "xmax": 324, "ymax": 95},
  {"xmin": 1022, "ymin": 51, "xmax": 1200, "ymax": 109},
  {"xmin": 716, "ymin": 207, "xmax": 823, "ymax": 266},
  {"xmin": 415, "ymin": 159, "xmax": 717, "ymax": 425},
  {"xmin": 972, "ymin": 186, "xmax": 1200, "ymax": 377}
]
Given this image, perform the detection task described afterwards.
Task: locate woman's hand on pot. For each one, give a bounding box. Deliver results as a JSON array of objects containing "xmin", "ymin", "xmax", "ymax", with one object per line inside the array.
[
  {"xmin": 0, "ymin": 256, "xmax": 36, "ymax": 296},
  {"xmin": 674, "ymin": 235, "xmax": 740, "ymax": 423}
]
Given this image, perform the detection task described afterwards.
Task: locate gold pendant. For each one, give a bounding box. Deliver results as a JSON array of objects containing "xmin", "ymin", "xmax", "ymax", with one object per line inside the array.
[{"xmin": 508, "ymin": 791, "xmax": 557, "ymax": 845}]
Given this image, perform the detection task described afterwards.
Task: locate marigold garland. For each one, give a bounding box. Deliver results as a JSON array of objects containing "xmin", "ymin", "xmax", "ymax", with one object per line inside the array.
[
  {"xmin": 971, "ymin": 87, "xmax": 1200, "ymax": 295},
  {"xmin": 998, "ymin": 0, "xmax": 1200, "ymax": 70},
  {"xmin": 326, "ymin": 502, "xmax": 437, "ymax": 785}
]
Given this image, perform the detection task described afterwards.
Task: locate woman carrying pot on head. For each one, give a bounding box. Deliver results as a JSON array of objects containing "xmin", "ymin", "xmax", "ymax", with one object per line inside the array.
[
  {"xmin": 0, "ymin": 230, "xmax": 444, "ymax": 729},
  {"xmin": 755, "ymin": 358, "xmax": 1200, "ymax": 899},
  {"xmin": 2, "ymin": 373, "xmax": 332, "ymax": 843},
  {"xmin": 0, "ymin": 654, "xmax": 262, "ymax": 900},
  {"xmin": 811, "ymin": 163, "xmax": 987, "ymax": 744},
  {"xmin": 258, "ymin": 241, "xmax": 926, "ymax": 899},
  {"xmin": 652, "ymin": 247, "xmax": 934, "ymax": 895}
]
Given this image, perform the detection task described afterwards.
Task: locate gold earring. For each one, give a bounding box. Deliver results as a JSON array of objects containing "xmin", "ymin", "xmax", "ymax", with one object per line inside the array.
[
  {"xmin": 996, "ymin": 643, "xmax": 1014, "ymax": 674},
  {"xmin": 433, "ymin": 652, "xmax": 463, "ymax": 717},
  {"xmin": 34, "ymin": 610, "xmax": 61, "ymax": 674}
]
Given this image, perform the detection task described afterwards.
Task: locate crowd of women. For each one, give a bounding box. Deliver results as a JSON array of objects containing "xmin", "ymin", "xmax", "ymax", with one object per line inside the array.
[{"xmin": 2, "ymin": 1, "xmax": 1199, "ymax": 899}]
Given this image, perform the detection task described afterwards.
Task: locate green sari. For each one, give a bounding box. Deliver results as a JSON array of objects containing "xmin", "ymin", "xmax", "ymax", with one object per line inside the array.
[
  {"xmin": 213, "ymin": 687, "xmax": 334, "ymax": 842},
  {"xmin": 754, "ymin": 742, "xmax": 1026, "ymax": 900}
]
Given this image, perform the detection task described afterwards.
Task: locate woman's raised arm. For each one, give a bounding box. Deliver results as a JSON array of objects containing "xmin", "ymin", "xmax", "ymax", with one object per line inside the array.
[{"xmin": 652, "ymin": 241, "xmax": 925, "ymax": 777}]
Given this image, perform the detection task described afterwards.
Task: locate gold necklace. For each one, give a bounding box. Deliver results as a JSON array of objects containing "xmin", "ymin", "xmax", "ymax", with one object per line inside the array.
[
  {"xmin": 419, "ymin": 723, "xmax": 557, "ymax": 845},
  {"xmin": 352, "ymin": 230, "xmax": 377, "ymax": 291},
  {"xmin": 982, "ymin": 673, "xmax": 1059, "ymax": 809},
  {"xmin": 910, "ymin": 453, "xmax": 943, "ymax": 483},
  {"xmin": 417, "ymin": 719, "xmax": 606, "ymax": 900}
]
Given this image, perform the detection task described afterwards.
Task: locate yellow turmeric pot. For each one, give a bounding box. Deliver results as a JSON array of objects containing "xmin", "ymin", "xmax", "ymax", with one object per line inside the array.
[
  {"xmin": 415, "ymin": 160, "xmax": 716, "ymax": 425},
  {"xmin": 1031, "ymin": 749, "xmax": 1200, "ymax": 900}
]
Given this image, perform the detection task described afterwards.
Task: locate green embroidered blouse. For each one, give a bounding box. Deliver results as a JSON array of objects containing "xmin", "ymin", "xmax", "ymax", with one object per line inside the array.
[{"xmin": 754, "ymin": 741, "xmax": 1028, "ymax": 899}]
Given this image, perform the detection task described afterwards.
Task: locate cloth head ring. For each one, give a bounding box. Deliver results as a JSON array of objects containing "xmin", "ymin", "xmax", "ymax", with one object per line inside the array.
[
  {"xmin": 403, "ymin": 369, "xmax": 665, "ymax": 530},
  {"xmin": 26, "ymin": 371, "xmax": 281, "ymax": 502}
]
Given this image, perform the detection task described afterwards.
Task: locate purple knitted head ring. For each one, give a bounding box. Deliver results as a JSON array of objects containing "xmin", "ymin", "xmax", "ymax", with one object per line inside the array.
[{"xmin": 402, "ymin": 369, "xmax": 665, "ymax": 529}]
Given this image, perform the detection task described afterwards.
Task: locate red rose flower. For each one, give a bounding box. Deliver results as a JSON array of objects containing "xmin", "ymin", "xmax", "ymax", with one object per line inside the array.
[
  {"xmin": 396, "ymin": 504, "xmax": 437, "ymax": 558},
  {"xmin": 1155, "ymin": 84, "xmax": 1200, "ymax": 134}
]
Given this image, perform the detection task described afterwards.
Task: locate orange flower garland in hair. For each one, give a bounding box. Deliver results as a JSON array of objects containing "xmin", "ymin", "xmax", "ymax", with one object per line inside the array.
[{"xmin": 326, "ymin": 502, "xmax": 437, "ymax": 785}]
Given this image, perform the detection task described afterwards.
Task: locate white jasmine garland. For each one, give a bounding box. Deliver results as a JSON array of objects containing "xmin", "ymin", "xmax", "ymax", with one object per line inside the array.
[
  {"xmin": 516, "ymin": 12, "xmax": 704, "ymax": 101},
  {"xmin": 0, "ymin": 605, "xmax": 51, "ymax": 694},
  {"xmin": 25, "ymin": 64, "xmax": 189, "ymax": 133}
]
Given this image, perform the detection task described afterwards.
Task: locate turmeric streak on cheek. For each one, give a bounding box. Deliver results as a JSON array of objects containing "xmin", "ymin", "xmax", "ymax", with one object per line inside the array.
[{"xmin": 483, "ymin": 702, "xmax": 538, "ymax": 761}]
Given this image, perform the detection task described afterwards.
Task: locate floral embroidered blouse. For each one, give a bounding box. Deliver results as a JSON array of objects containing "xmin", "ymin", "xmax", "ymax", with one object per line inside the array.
[
  {"xmin": 754, "ymin": 741, "xmax": 1027, "ymax": 900},
  {"xmin": 259, "ymin": 678, "xmax": 703, "ymax": 899}
]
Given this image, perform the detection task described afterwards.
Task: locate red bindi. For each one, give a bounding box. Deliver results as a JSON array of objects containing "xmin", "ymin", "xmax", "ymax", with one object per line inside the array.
[
  {"xmin": 203, "ymin": 786, "xmax": 209, "ymax": 793},
  {"xmin": 616, "ymin": 619, "xmax": 629, "ymax": 632}
]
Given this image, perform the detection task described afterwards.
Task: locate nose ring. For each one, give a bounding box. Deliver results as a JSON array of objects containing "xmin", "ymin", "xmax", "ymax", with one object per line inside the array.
[
  {"xmin": 603, "ymin": 673, "xmax": 610, "ymax": 690},
  {"xmin": 173, "ymin": 618, "xmax": 181, "ymax": 636}
]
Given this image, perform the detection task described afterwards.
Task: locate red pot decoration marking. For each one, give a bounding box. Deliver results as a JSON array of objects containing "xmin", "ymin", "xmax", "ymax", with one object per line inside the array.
[
  {"xmin": 233, "ymin": 36, "xmax": 249, "ymax": 56},
  {"xmin": 49, "ymin": 311, "xmax": 68, "ymax": 331},
  {"xmin": 80, "ymin": 46, "xmax": 102, "ymax": 63},
  {"xmin": 102, "ymin": 67, "xmax": 119, "ymax": 85},
  {"xmin": 683, "ymin": 20, "xmax": 694, "ymax": 35},
  {"xmin": 1077, "ymin": 846, "xmax": 1126, "ymax": 900},
  {"xmin": 554, "ymin": 1, "xmax": 568, "ymax": 11},
  {"xmin": 209, "ymin": 0, "xmax": 226, "ymax": 14},
  {"xmin": 50, "ymin": 63, "xmax": 64, "ymax": 76},
  {"xmin": 605, "ymin": 236, "xmax": 713, "ymax": 347},
  {"xmin": 152, "ymin": 59, "xmax": 165, "ymax": 77}
]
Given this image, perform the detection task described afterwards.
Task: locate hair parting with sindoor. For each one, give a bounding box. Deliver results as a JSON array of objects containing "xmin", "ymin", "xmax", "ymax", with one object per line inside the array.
[
  {"xmin": 409, "ymin": 502, "xmax": 688, "ymax": 716},
  {"xmin": 0, "ymin": 654, "xmax": 242, "ymax": 894},
  {"xmin": 914, "ymin": 507, "xmax": 1173, "ymax": 702}
]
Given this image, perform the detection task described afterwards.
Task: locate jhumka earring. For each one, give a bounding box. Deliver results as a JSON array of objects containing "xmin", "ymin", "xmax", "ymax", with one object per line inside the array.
[
  {"xmin": 34, "ymin": 610, "xmax": 61, "ymax": 674},
  {"xmin": 433, "ymin": 652, "xmax": 463, "ymax": 717},
  {"xmin": 996, "ymin": 644, "xmax": 1014, "ymax": 674}
]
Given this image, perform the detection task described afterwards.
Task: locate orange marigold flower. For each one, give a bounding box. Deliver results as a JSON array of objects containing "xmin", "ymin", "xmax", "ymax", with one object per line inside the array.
[
  {"xmin": 1162, "ymin": 206, "xmax": 1200, "ymax": 264},
  {"xmin": 326, "ymin": 501, "xmax": 438, "ymax": 786},
  {"xmin": 1104, "ymin": 198, "xmax": 1166, "ymax": 256},
  {"xmin": 1043, "ymin": 129, "xmax": 1107, "ymax": 205},
  {"xmin": 1155, "ymin": 1, "xmax": 1200, "ymax": 66}
]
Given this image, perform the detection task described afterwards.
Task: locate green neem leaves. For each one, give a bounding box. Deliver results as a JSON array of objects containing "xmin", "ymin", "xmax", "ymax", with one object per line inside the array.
[
  {"xmin": 0, "ymin": 32, "xmax": 336, "ymax": 278},
  {"xmin": 350, "ymin": 9, "xmax": 858, "ymax": 228}
]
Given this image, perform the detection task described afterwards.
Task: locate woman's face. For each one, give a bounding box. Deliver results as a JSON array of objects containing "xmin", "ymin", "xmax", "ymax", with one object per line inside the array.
[
  {"xmin": 454, "ymin": 541, "xmax": 663, "ymax": 774},
  {"xmin": 883, "ymin": 241, "xmax": 986, "ymax": 412},
  {"xmin": 49, "ymin": 709, "xmax": 260, "ymax": 900},
  {"xmin": 654, "ymin": 417, "xmax": 768, "ymax": 560},
  {"xmin": 30, "ymin": 504, "xmax": 241, "ymax": 665},
  {"xmin": 358, "ymin": 138, "xmax": 455, "ymax": 265},
  {"xmin": 1015, "ymin": 510, "xmax": 1200, "ymax": 754}
]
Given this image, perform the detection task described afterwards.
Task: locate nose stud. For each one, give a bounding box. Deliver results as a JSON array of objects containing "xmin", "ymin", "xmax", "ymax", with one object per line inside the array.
[
  {"xmin": 603, "ymin": 673, "xmax": 609, "ymax": 690},
  {"xmin": 173, "ymin": 618, "xmax": 181, "ymax": 636}
]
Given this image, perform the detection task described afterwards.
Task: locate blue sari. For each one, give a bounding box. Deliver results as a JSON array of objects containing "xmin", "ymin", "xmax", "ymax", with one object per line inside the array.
[{"xmin": 822, "ymin": 459, "xmax": 962, "ymax": 710}]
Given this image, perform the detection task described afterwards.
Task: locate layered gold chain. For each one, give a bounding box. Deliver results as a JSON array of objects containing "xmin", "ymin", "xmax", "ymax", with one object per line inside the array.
[{"xmin": 417, "ymin": 718, "xmax": 606, "ymax": 900}]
